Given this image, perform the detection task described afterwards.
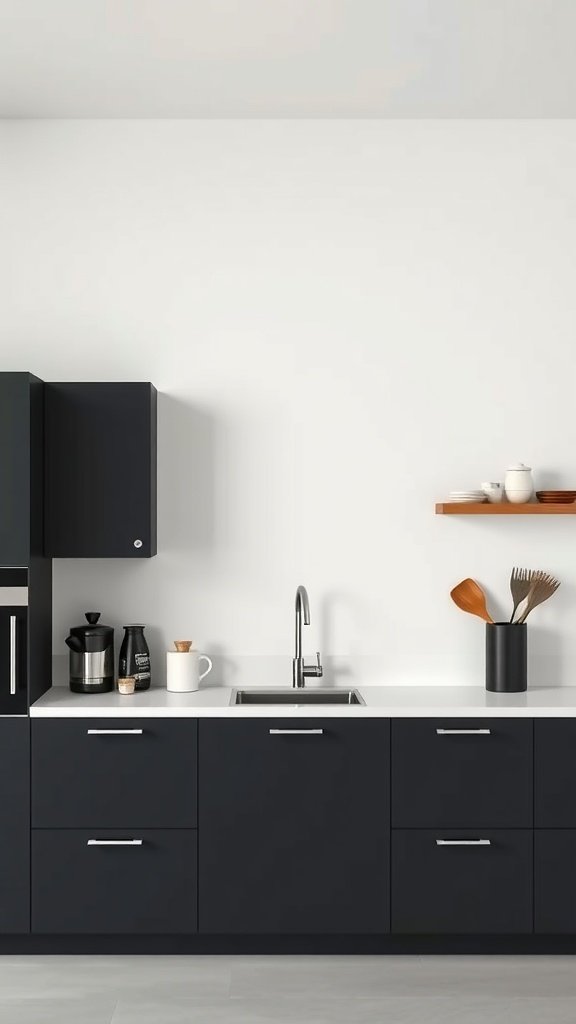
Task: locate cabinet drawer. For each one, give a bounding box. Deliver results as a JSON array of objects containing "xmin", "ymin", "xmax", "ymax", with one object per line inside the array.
[
  {"xmin": 535, "ymin": 721, "xmax": 576, "ymax": 826},
  {"xmin": 392, "ymin": 719, "xmax": 532, "ymax": 827},
  {"xmin": 535, "ymin": 830, "xmax": 576, "ymax": 933},
  {"xmin": 32, "ymin": 719, "xmax": 197, "ymax": 827},
  {"xmin": 32, "ymin": 829, "xmax": 197, "ymax": 934},
  {"xmin": 391, "ymin": 829, "xmax": 533, "ymax": 934}
]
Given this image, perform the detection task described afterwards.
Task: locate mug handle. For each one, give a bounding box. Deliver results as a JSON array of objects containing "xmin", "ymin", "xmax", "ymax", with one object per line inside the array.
[{"xmin": 199, "ymin": 654, "xmax": 213, "ymax": 682}]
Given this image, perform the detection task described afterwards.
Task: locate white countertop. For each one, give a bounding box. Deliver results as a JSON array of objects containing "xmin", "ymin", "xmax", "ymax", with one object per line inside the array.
[{"xmin": 29, "ymin": 684, "xmax": 576, "ymax": 718}]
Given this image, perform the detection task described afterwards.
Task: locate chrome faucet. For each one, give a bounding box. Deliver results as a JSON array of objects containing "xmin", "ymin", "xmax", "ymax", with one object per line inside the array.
[{"xmin": 292, "ymin": 585, "xmax": 323, "ymax": 688}]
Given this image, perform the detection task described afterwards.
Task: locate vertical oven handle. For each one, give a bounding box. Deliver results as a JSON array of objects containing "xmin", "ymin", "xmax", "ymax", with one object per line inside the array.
[{"xmin": 9, "ymin": 615, "xmax": 16, "ymax": 696}]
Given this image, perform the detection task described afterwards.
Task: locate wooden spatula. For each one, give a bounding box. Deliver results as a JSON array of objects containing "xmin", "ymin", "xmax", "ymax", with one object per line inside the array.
[{"xmin": 450, "ymin": 578, "xmax": 494, "ymax": 624}]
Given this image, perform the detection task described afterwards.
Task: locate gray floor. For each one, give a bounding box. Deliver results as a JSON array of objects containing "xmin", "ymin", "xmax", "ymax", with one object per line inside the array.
[{"xmin": 0, "ymin": 955, "xmax": 575, "ymax": 1022}]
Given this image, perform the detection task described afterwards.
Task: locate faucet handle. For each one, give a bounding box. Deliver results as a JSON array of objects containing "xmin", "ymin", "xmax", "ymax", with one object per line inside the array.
[{"xmin": 304, "ymin": 652, "xmax": 323, "ymax": 678}]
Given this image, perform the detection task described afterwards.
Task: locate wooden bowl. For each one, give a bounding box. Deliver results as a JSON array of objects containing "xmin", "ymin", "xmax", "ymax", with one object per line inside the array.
[{"xmin": 536, "ymin": 491, "xmax": 576, "ymax": 504}]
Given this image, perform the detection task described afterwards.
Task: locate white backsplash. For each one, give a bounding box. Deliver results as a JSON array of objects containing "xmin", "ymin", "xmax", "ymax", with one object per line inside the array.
[{"xmin": 3, "ymin": 119, "xmax": 575, "ymax": 686}]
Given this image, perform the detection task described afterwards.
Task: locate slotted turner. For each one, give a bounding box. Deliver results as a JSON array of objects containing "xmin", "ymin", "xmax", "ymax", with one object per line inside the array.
[
  {"xmin": 509, "ymin": 567, "xmax": 546, "ymax": 623},
  {"xmin": 516, "ymin": 573, "xmax": 560, "ymax": 624}
]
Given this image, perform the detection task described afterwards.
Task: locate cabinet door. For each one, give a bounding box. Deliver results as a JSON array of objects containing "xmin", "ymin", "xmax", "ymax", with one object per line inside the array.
[
  {"xmin": 535, "ymin": 720, "xmax": 576, "ymax": 826},
  {"xmin": 44, "ymin": 383, "xmax": 157, "ymax": 557},
  {"xmin": 0, "ymin": 372, "xmax": 44, "ymax": 565},
  {"xmin": 392, "ymin": 719, "xmax": 533, "ymax": 827},
  {"xmin": 32, "ymin": 719, "xmax": 197, "ymax": 828},
  {"xmin": 535, "ymin": 831, "xmax": 576, "ymax": 933},
  {"xmin": 392, "ymin": 829, "xmax": 533, "ymax": 934},
  {"xmin": 0, "ymin": 719, "xmax": 30, "ymax": 933},
  {"xmin": 199, "ymin": 719, "xmax": 390, "ymax": 934},
  {"xmin": 32, "ymin": 829, "xmax": 197, "ymax": 934}
]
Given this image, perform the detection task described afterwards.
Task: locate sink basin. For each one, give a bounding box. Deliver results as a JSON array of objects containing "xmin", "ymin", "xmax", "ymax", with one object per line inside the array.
[{"xmin": 231, "ymin": 689, "xmax": 365, "ymax": 706}]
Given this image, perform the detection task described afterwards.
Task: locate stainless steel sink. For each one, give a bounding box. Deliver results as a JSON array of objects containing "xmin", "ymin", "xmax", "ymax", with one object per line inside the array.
[{"xmin": 231, "ymin": 689, "xmax": 364, "ymax": 706}]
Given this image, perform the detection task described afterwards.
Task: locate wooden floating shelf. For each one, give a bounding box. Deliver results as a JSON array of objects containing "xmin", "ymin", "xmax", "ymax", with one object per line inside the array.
[{"xmin": 436, "ymin": 502, "xmax": 576, "ymax": 515}]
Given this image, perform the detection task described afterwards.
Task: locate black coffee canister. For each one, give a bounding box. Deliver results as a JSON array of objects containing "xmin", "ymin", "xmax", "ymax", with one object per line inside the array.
[
  {"xmin": 119, "ymin": 624, "xmax": 151, "ymax": 691},
  {"xmin": 486, "ymin": 623, "xmax": 527, "ymax": 693}
]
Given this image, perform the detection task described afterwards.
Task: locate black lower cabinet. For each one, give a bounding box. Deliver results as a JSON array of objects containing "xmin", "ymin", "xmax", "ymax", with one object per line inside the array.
[
  {"xmin": 391, "ymin": 830, "xmax": 533, "ymax": 934},
  {"xmin": 199, "ymin": 719, "xmax": 390, "ymax": 934},
  {"xmin": 32, "ymin": 830, "xmax": 197, "ymax": 934},
  {"xmin": 0, "ymin": 719, "xmax": 30, "ymax": 933},
  {"xmin": 535, "ymin": 830, "xmax": 576, "ymax": 933}
]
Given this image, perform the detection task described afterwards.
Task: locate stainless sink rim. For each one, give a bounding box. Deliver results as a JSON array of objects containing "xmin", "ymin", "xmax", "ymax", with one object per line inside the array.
[{"xmin": 230, "ymin": 688, "xmax": 365, "ymax": 706}]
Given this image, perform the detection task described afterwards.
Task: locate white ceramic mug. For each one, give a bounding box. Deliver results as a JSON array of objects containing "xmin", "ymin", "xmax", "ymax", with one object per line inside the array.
[
  {"xmin": 481, "ymin": 482, "xmax": 503, "ymax": 504},
  {"xmin": 166, "ymin": 651, "xmax": 213, "ymax": 692}
]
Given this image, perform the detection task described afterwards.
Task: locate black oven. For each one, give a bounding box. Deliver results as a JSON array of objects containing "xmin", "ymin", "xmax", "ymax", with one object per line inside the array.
[{"xmin": 0, "ymin": 568, "xmax": 28, "ymax": 715}]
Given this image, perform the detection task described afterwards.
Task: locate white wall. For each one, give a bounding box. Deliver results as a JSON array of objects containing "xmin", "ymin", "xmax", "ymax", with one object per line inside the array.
[{"xmin": 1, "ymin": 120, "xmax": 576, "ymax": 687}]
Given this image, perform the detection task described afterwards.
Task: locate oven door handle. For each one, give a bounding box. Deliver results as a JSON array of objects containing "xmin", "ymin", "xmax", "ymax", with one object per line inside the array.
[{"xmin": 9, "ymin": 616, "xmax": 16, "ymax": 696}]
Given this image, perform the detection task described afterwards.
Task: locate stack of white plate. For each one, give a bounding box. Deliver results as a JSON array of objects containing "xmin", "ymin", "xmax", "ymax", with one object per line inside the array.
[{"xmin": 448, "ymin": 490, "xmax": 486, "ymax": 504}]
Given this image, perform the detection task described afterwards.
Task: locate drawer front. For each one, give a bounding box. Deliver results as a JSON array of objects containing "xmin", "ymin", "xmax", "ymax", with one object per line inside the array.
[
  {"xmin": 32, "ymin": 829, "xmax": 197, "ymax": 934},
  {"xmin": 392, "ymin": 719, "xmax": 533, "ymax": 827},
  {"xmin": 535, "ymin": 721, "xmax": 576, "ymax": 826},
  {"xmin": 391, "ymin": 829, "xmax": 533, "ymax": 934},
  {"xmin": 32, "ymin": 719, "xmax": 197, "ymax": 828},
  {"xmin": 535, "ymin": 830, "xmax": 576, "ymax": 933}
]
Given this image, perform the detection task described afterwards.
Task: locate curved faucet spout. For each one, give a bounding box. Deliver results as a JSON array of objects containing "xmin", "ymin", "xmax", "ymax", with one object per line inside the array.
[{"xmin": 295, "ymin": 585, "xmax": 310, "ymax": 626}]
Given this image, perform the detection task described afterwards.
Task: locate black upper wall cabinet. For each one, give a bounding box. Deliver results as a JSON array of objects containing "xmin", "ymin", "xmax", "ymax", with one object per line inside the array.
[
  {"xmin": 44, "ymin": 383, "xmax": 157, "ymax": 558},
  {"xmin": 0, "ymin": 372, "xmax": 45, "ymax": 566}
]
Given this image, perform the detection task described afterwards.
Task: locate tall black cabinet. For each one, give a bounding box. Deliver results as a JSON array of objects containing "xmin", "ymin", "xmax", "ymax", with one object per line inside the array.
[{"xmin": 0, "ymin": 373, "xmax": 53, "ymax": 933}]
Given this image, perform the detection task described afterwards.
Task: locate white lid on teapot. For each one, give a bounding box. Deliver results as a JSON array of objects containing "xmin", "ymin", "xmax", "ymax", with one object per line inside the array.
[{"xmin": 507, "ymin": 462, "xmax": 532, "ymax": 471}]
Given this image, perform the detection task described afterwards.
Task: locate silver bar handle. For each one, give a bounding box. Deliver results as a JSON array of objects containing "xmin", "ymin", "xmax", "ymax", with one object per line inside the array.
[
  {"xmin": 9, "ymin": 615, "xmax": 16, "ymax": 696},
  {"xmin": 269, "ymin": 728, "xmax": 324, "ymax": 735},
  {"xmin": 87, "ymin": 729, "xmax": 144, "ymax": 735},
  {"xmin": 436, "ymin": 839, "xmax": 491, "ymax": 846},
  {"xmin": 87, "ymin": 839, "xmax": 143, "ymax": 846},
  {"xmin": 436, "ymin": 728, "xmax": 491, "ymax": 735}
]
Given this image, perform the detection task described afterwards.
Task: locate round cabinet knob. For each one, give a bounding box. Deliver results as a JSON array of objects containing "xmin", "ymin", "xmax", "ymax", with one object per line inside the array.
[{"xmin": 133, "ymin": 539, "xmax": 143, "ymax": 549}]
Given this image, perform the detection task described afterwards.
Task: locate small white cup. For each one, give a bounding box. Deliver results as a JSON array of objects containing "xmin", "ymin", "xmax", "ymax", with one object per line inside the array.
[
  {"xmin": 167, "ymin": 651, "xmax": 213, "ymax": 692},
  {"xmin": 481, "ymin": 482, "xmax": 503, "ymax": 504}
]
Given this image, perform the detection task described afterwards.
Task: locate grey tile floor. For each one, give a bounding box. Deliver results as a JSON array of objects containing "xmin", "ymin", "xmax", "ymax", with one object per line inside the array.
[{"xmin": 0, "ymin": 955, "xmax": 575, "ymax": 1022}]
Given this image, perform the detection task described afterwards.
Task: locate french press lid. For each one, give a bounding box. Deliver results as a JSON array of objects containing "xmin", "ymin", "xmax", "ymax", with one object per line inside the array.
[{"xmin": 69, "ymin": 612, "xmax": 114, "ymax": 639}]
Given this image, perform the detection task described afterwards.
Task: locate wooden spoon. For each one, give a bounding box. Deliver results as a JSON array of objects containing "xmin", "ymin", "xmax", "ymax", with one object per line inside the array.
[{"xmin": 450, "ymin": 578, "xmax": 494, "ymax": 624}]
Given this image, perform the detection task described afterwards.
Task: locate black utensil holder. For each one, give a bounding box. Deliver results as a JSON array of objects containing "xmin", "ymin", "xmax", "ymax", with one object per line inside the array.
[{"xmin": 486, "ymin": 623, "xmax": 527, "ymax": 693}]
